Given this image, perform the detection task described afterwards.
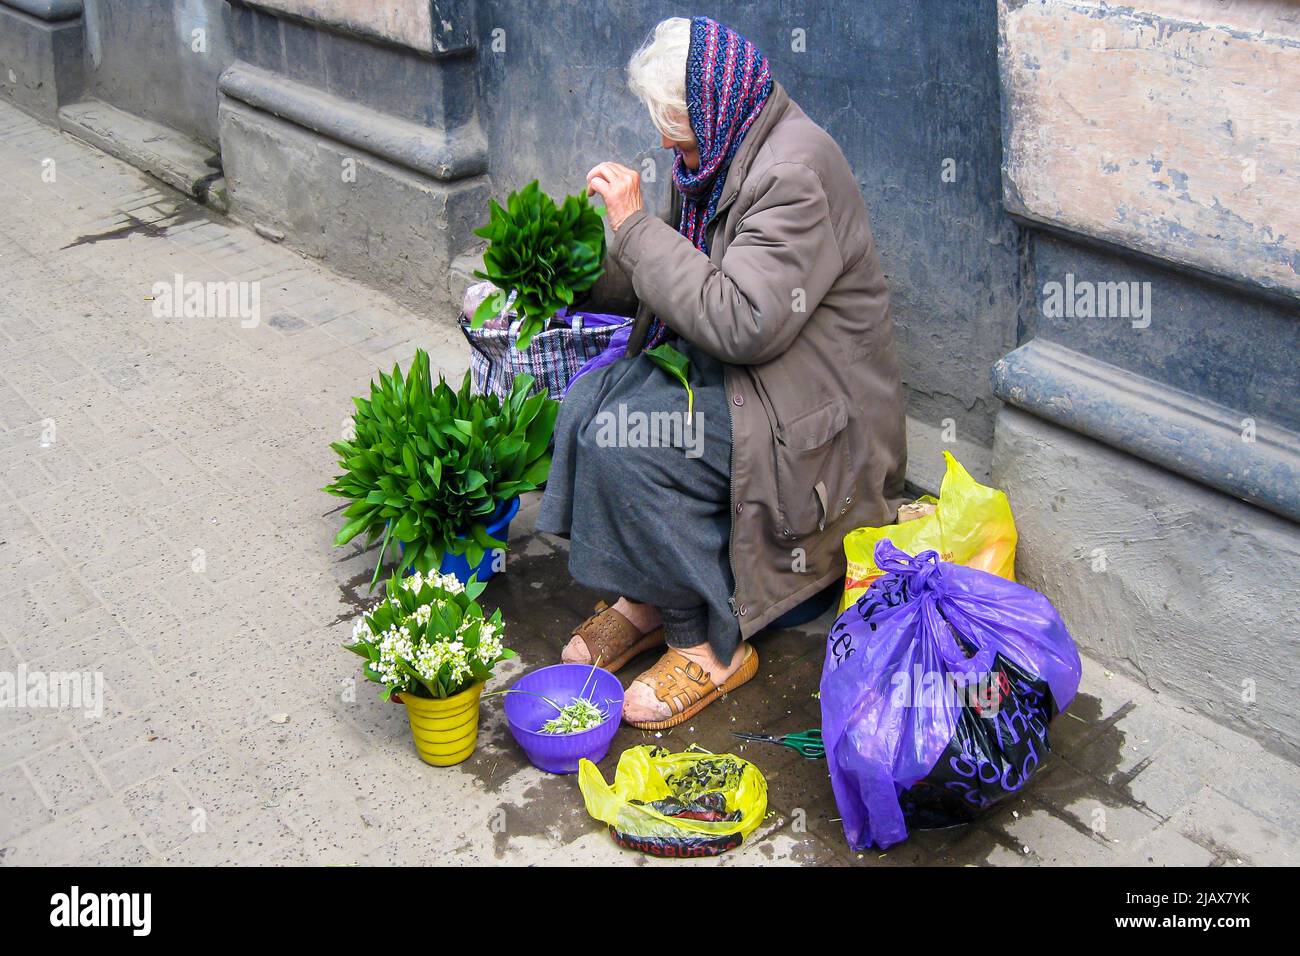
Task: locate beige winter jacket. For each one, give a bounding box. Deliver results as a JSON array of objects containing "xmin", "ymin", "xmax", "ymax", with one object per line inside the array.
[{"xmin": 588, "ymin": 81, "xmax": 907, "ymax": 637}]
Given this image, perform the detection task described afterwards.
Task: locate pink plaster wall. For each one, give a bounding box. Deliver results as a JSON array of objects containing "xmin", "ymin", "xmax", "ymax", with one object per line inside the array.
[{"xmin": 999, "ymin": 0, "xmax": 1300, "ymax": 297}]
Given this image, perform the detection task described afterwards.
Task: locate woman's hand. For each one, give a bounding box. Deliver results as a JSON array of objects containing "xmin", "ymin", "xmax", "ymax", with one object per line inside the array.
[{"xmin": 586, "ymin": 162, "xmax": 644, "ymax": 231}]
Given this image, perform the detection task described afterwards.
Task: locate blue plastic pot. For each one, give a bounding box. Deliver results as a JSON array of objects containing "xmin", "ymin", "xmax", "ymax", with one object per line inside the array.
[
  {"xmin": 398, "ymin": 497, "xmax": 520, "ymax": 586},
  {"xmin": 503, "ymin": 663, "xmax": 624, "ymax": 774},
  {"xmin": 437, "ymin": 497, "xmax": 520, "ymax": 584}
]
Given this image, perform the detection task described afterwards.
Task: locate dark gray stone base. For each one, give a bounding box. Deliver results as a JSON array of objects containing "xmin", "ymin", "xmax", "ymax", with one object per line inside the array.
[
  {"xmin": 0, "ymin": 3, "xmax": 84, "ymax": 124},
  {"xmin": 992, "ymin": 405, "xmax": 1300, "ymax": 760},
  {"xmin": 218, "ymin": 94, "xmax": 488, "ymax": 316}
]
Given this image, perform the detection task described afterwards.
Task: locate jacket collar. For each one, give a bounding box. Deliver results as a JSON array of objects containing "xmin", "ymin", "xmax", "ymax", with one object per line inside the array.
[
  {"xmin": 628, "ymin": 83, "xmax": 792, "ymax": 355},
  {"xmin": 712, "ymin": 81, "xmax": 791, "ymax": 219}
]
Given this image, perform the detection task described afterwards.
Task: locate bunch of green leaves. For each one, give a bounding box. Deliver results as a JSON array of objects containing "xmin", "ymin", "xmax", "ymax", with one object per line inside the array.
[
  {"xmin": 471, "ymin": 180, "xmax": 606, "ymax": 349},
  {"xmin": 324, "ymin": 350, "xmax": 559, "ymax": 588},
  {"xmin": 344, "ymin": 570, "xmax": 514, "ymax": 700}
]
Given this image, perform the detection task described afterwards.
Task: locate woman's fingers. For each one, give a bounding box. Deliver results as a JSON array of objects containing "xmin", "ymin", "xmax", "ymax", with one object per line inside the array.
[
  {"xmin": 587, "ymin": 165, "xmax": 638, "ymax": 199},
  {"xmin": 586, "ymin": 164, "xmax": 616, "ymax": 197},
  {"xmin": 586, "ymin": 163, "xmax": 617, "ymax": 190},
  {"xmin": 587, "ymin": 162, "xmax": 636, "ymax": 187},
  {"xmin": 584, "ymin": 162, "xmax": 643, "ymax": 231}
]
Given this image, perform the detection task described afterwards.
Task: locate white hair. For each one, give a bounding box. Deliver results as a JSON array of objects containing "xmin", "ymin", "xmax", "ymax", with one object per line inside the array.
[{"xmin": 627, "ymin": 17, "xmax": 693, "ymax": 141}]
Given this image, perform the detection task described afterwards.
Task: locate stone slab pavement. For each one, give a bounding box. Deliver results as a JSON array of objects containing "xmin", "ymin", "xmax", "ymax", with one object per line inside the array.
[{"xmin": 1, "ymin": 98, "xmax": 1297, "ymax": 866}]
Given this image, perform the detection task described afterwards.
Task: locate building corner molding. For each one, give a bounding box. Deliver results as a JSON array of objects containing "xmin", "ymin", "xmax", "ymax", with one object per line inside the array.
[{"xmin": 992, "ymin": 338, "xmax": 1300, "ymax": 523}]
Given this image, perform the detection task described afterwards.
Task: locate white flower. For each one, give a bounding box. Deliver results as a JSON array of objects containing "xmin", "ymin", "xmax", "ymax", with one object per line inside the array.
[
  {"xmin": 374, "ymin": 624, "xmax": 418, "ymax": 688},
  {"xmin": 477, "ymin": 632, "xmax": 503, "ymax": 664},
  {"xmin": 433, "ymin": 572, "xmax": 465, "ymax": 595},
  {"xmin": 362, "ymin": 571, "xmax": 488, "ymax": 693},
  {"xmin": 400, "ymin": 569, "xmax": 463, "ymax": 596},
  {"xmin": 469, "ymin": 619, "xmax": 504, "ymax": 665},
  {"xmin": 412, "ymin": 642, "xmax": 445, "ymax": 684},
  {"xmin": 445, "ymin": 641, "xmax": 473, "ymax": 684}
]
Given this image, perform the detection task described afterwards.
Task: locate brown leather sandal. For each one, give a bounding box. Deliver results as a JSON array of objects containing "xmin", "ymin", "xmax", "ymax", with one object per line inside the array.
[
  {"xmin": 568, "ymin": 600, "xmax": 666, "ymax": 672},
  {"xmin": 624, "ymin": 644, "xmax": 760, "ymax": 731}
]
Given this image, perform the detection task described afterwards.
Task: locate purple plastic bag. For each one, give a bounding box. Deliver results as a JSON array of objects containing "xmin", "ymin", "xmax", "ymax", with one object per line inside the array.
[
  {"xmin": 820, "ymin": 540, "xmax": 1081, "ymax": 850},
  {"xmin": 563, "ymin": 314, "xmax": 632, "ymax": 395}
]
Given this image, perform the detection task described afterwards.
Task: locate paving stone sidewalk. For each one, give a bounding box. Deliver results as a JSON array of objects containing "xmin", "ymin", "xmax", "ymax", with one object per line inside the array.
[{"xmin": 1, "ymin": 99, "xmax": 1297, "ymax": 866}]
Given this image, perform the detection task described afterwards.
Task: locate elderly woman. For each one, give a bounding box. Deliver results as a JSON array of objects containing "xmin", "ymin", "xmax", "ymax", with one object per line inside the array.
[{"xmin": 537, "ymin": 16, "xmax": 906, "ymax": 729}]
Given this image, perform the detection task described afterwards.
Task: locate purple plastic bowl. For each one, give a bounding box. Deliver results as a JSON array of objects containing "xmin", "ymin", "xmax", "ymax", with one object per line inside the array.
[{"xmin": 503, "ymin": 664, "xmax": 624, "ymax": 774}]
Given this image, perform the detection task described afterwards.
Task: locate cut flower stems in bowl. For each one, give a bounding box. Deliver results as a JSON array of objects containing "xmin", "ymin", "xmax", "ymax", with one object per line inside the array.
[
  {"xmin": 540, "ymin": 697, "xmax": 607, "ymax": 735},
  {"xmin": 499, "ymin": 662, "xmax": 625, "ymax": 772},
  {"xmin": 489, "ymin": 661, "xmax": 614, "ymax": 736}
]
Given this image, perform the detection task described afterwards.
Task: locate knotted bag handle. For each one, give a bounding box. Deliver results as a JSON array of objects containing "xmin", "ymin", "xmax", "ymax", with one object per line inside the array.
[{"xmin": 872, "ymin": 541, "xmax": 995, "ymax": 671}]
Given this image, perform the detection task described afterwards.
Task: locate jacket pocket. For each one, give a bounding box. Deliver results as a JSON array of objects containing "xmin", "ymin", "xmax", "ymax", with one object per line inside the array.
[{"xmin": 774, "ymin": 397, "xmax": 854, "ymax": 539}]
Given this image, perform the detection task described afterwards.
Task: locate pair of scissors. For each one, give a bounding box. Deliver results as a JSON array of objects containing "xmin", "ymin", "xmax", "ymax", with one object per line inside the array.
[{"xmin": 732, "ymin": 728, "xmax": 825, "ymax": 759}]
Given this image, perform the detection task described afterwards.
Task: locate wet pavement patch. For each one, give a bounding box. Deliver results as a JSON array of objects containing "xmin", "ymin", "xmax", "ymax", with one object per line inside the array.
[
  {"xmin": 489, "ymin": 776, "xmax": 596, "ymax": 859},
  {"xmin": 61, "ymin": 201, "xmax": 208, "ymax": 249},
  {"xmin": 331, "ymin": 523, "xmax": 1193, "ymax": 865}
]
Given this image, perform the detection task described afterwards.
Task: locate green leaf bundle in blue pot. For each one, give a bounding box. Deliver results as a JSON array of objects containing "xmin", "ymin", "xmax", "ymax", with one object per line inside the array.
[{"xmin": 324, "ymin": 350, "xmax": 558, "ymax": 589}]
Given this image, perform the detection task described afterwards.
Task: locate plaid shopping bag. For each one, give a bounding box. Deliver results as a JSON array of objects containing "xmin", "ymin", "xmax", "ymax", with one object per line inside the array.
[{"xmin": 458, "ymin": 284, "xmax": 633, "ymax": 401}]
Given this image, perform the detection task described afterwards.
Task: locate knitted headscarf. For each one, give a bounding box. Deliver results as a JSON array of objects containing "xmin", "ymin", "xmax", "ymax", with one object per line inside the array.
[
  {"xmin": 645, "ymin": 17, "xmax": 773, "ymax": 349},
  {"xmin": 674, "ymin": 17, "xmax": 773, "ymax": 252}
]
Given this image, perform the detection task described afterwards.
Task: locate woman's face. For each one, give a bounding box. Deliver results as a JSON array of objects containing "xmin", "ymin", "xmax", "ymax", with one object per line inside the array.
[{"xmin": 662, "ymin": 118, "xmax": 700, "ymax": 170}]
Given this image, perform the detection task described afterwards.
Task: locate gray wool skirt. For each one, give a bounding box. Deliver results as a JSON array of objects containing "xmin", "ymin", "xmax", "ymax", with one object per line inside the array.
[{"xmin": 536, "ymin": 343, "xmax": 740, "ymax": 662}]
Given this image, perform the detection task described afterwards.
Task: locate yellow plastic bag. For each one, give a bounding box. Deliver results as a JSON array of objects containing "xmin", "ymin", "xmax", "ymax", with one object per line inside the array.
[
  {"xmin": 578, "ymin": 746, "xmax": 768, "ymax": 858},
  {"xmin": 840, "ymin": 452, "xmax": 1017, "ymax": 612}
]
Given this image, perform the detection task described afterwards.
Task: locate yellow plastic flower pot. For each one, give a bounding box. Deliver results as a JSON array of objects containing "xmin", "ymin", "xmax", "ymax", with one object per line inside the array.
[{"xmin": 396, "ymin": 682, "xmax": 484, "ymax": 766}]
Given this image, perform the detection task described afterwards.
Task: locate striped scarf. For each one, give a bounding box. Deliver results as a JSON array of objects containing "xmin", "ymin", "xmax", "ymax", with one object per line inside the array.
[{"xmin": 645, "ymin": 17, "xmax": 773, "ymax": 348}]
